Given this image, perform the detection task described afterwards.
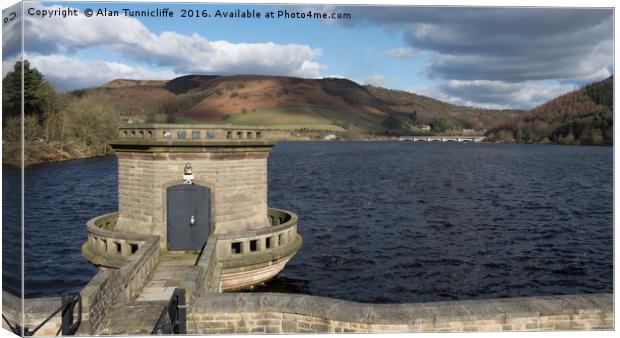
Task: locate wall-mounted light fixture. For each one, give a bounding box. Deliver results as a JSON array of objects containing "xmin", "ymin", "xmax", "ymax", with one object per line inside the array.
[{"xmin": 183, "ymin": 162, "xmax": 194, "ymax": 184}]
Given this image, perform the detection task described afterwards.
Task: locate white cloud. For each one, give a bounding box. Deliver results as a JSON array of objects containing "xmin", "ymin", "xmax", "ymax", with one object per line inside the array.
[
  {"xmin": 410, "ymin": 80, "xmax": 578, "ymax": 110},
  {"xmin": 20, "ymin": 4, "xmax": 323, "ymax": 89},
  {"xmin": 323, "ymin": 74, "xmax": 347, "ymax": 79},
  {"xmin": 361, "ymin": 75, "xmax": 389, "ymax": 87},
  {"xmin": 2, "ymin": 54, "xmax": 21, "ymax": 78},
  {"xmin": 26, "ymin": 54, "xmax": 178, "ymax": 90},
  {"xmin": 385, "ymin": 47, "xmax": 419, "ymax": 58}
]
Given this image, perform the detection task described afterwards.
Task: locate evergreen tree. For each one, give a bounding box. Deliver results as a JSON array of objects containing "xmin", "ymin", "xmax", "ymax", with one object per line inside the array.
[{"xmin": 2, "ymin": 60, "xmax": 45, "ymax": 119}]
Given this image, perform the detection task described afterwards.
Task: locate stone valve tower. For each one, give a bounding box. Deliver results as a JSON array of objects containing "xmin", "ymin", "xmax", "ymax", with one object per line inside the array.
[{"xmin": 82, "ymin": 124, "xmax": 302, "ymax": 291}]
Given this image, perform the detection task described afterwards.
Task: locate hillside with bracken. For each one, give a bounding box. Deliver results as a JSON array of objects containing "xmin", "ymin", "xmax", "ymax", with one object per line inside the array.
[{"xmin": 98, "ymin": 74, "xmax": 520, "ymax": 136}]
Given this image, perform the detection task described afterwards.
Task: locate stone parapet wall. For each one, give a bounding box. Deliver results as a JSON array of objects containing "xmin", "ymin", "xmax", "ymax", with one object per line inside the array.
[
  {"xmin": 188, "ymin": 292, "xmax": 613, "ymax": 334},
  {"xmin": 2, "ymin": 292, "xmax": 61, "ymax": 336},
  {"xmin": 193, "ymin": 236, "xmax": 221, "ymax": 302},
  {"xmin": 116, "ymin": 123, "xmax": 291, "ymax": 141},
  {"xmin": 78, "ymin": 269, "xmax": 123, "ymax": 335},
  {"xmin": 78, "ymin": 236, "xmax": 161, "ymax": 334},
  {"xmin": 118, "ymin": 237, "xmax": 160, "ymax": 302}
]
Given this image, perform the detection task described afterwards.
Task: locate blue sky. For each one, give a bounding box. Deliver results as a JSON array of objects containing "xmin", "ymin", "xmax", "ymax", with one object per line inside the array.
[{"xmin": 3, "ymin": 1, "xmax": 614, "ymax": 109}]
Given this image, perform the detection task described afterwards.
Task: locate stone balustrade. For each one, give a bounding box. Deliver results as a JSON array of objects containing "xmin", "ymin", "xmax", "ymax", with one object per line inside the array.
[
  {"xmin": 215, "ymin": 208, "xmax": 300, "ymax": 261},
  {"xmin": 116, "ymin": 124, "xmax": 290, "ymax": 142},
  {"xmin": 190, "ymin": 208, "xmax": 301, "ymax": 294},
  {"xmin": 82, "ymin": 212, "xmax": 153, "ymax": 268},
  {"xmin": 78, "ymin": 213, "xmax": 162, "ymax": 334}
]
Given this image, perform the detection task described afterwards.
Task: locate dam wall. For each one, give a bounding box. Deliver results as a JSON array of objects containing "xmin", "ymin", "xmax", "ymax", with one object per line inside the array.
[{"xmin": 188, "ymin": 292, "xmax": 613, "ymax": 334}]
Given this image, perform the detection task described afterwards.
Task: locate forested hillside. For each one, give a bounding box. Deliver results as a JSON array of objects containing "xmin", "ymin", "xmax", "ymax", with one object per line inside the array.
[{"xmin": 486, "ymin": 77, "xmax": 613, "ymax": 145}]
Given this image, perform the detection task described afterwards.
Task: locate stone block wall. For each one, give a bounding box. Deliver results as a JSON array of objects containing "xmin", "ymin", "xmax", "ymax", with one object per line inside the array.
[
  {"xmin": 78, "ymin": 269, "xmax": 123, "ymax": 335},
  {"xmin": 188, "ymin": 292, "xmax": 613, "ymax": 334},
  {"xmin": 2, "ymin": 271, "xmax": 123, "ymax": 336},
  {"xmin": 114, "ymin": 150, "xmax": 270, "ymax": 250}
]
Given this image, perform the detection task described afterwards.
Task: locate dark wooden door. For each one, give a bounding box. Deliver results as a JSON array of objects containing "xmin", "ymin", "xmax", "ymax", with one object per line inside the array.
[{"xmin": 166, "ymin": 184, "xmax": 211, "ymax": 251}]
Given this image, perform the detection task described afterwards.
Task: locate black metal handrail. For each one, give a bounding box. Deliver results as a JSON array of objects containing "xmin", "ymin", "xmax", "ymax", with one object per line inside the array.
[
  {"xmin": 151, "ymin": 288, "xmax": 186, "ymax": 335},
  {"xmin": 2, "ymin": 293, "xmax": 81, "ymax": 336}
]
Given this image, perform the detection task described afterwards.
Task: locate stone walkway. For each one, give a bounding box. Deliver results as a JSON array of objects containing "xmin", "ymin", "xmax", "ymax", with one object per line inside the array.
[
  {"xmin": 96, "ymin": 302, "xmax": 167, "ymax": 335},
  {"xmin": 96, "ymin": 253, "xmax": 199, "ymax": 335},
  {"xmin": 135, "ymin": 253, "xmax": 199, "ymax": 302}
]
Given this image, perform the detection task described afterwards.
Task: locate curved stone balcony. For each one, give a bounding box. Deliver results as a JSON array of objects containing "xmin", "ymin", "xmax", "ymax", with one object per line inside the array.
[
  {"xmin": 82, "ymin": 212, "xmax": 155, "ymax": 268},
  {"xmin": 82, "ymin": 208, "xmax": 302, "ymax": 291},
  {"xmin": 215, "ymin": 208, "xmax": 303, "ymax": 291}
]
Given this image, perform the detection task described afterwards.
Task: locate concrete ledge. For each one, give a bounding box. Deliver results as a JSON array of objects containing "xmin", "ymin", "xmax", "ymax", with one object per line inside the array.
[
  {"xmin": 190, "ymin": 292, "xmax": 613, "ymax": 333},
  {"xmin": 110, "ymin": 142, "xmax": 276, "ymax": 153},
  {"xmin": 2, "ymin": 291, "xmax": 62, "ymax": 336}
]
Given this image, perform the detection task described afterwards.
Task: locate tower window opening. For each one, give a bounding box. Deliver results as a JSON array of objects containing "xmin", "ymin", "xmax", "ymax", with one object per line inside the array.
[{"xmin": 231, "ymin": 242, "xmax": 243, "ymax": 254}]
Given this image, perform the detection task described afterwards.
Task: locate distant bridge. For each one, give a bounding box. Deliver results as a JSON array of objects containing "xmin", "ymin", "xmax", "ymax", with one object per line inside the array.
[{"xmin": 399, "ymin": 136, "xmax": 486, "ymax": 143}]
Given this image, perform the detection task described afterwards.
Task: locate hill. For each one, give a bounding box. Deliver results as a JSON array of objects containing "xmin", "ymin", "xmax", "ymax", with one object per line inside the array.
[
  {"xmin": 93, "ymin": 74, "xmax": 520, "ymax": 136},
  {"xmin": 5, "ymin": 60, "xmax": 612, "ymax": 167},
  {"xmin": 486, "ymin": 76, "xmax": 613, "ymax": 145}
]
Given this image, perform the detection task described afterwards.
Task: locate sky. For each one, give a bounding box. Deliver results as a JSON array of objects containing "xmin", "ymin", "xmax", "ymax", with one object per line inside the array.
[{"xmin": 2, "ymin": 1, "xmax": 614, "ymax": 110}]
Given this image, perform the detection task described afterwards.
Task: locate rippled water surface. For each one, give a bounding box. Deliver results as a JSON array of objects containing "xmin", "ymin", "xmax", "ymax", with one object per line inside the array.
[{"xmin": 3, "ymin": 142, "xmax": 613, "ymax": 302}]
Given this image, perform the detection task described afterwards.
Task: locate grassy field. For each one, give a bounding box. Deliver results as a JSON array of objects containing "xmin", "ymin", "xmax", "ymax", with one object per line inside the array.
[
  {"xmin": 309, "ymin": 107, "xmax": 384, "ymax": 131},
  {"xmin": 221, "ymin": 106, "xmax": 385, "ymax": 132},
  {"xmin": 223, "ymin": 107, "xmax": 345, "ymax": 131}
]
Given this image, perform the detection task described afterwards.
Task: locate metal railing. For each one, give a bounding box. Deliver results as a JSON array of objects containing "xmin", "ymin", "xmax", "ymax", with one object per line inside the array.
[
  {"xmin": 151, "ymin": 288, "xmax": 186, "ymax": 335},
  {"xmin": 2, "ymin": 293, "xmax": 81, "ymax": 336}
]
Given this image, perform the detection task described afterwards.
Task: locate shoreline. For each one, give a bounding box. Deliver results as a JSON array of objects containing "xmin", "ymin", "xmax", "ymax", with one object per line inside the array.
[{"xmin": 2, "ymin": 138, "xmax": 612, "ymax": 168}]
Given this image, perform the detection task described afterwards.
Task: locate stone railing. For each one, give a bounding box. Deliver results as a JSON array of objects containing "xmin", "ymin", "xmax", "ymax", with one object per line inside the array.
[
  {"xmin": 193, "ymin": 208, "xmax": 301, "ymax": 296},
  {"xmin": 78, "ymin": 212, "xmax": 161, "ymax": 334},
  {"xmin": 192, "ymin": 236, "xmax": 222, "ymax": 302},
  {"xmin": 82, "ymin": 212, "xmax": 153, "ymax": 268},
  {"xmin": 188, "ymin": 292, "xmax": 613, "ymax": 334},
  {"xmin": 116, "ymin": 123, "xmax": 290, "ymax": 142},
  {"xmin": 117, "ymin": 237, "xmax": 160, "ymax": 302},
  {"xmin": 214, "ymin": 208, "xmax": 300, "ymax": 262},
  {"xmin": 78, "ymin": 235, "xmax": 160, "ymax": 335}
]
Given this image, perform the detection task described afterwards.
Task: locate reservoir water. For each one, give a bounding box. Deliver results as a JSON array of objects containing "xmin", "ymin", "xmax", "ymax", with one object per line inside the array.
[{"xmin": 2, "ymin": 142, "xmax": 613, "ymax": 302}]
